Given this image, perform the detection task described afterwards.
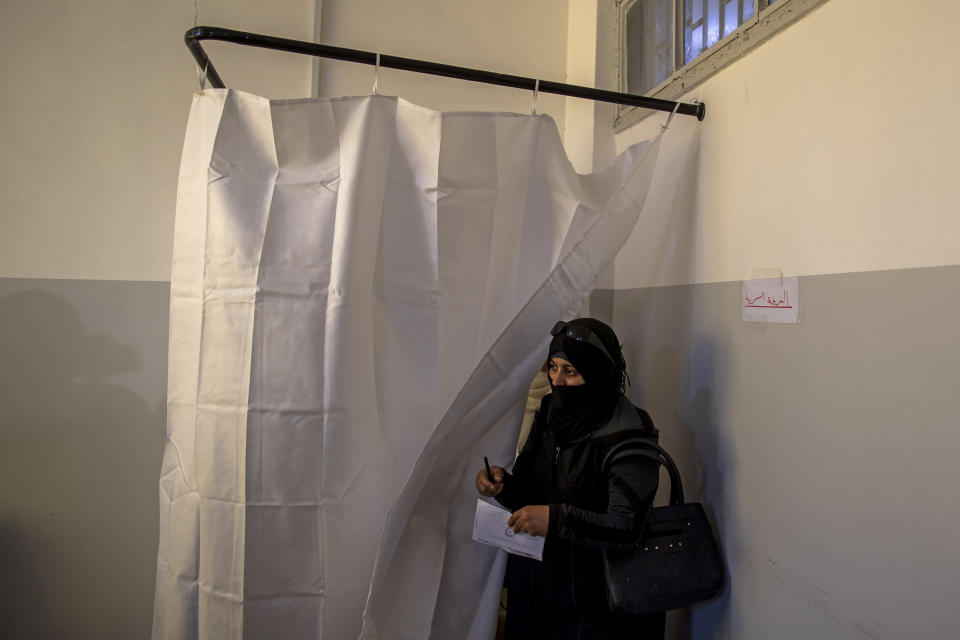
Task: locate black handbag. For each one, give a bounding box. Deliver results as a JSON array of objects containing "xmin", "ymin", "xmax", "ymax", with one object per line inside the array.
[{"xmin": 600, "ymin": 437, "xmax": 724, "ymax": 615}]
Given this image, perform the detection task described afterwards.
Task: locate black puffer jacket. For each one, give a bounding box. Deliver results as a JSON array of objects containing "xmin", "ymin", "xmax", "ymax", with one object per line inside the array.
[{"xmin": 495, "ymin": 394, "xmax": 664, "ymax": 639}]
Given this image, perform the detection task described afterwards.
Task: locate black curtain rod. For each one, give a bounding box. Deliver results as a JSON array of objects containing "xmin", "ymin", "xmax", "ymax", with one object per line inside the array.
[{"xmin": 185, "ymin": 26, "xmax": 705, "ymax": 121}]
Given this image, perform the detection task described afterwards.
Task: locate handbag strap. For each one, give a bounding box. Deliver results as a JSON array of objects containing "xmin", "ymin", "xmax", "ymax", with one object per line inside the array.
[{"xmin": 601, "ymin": 437, "xmax": 685, "ymax": 505}]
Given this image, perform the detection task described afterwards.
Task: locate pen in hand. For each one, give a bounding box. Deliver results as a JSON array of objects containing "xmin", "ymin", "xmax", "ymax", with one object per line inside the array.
[{"xmin": 484, "ymin": 456, "xmax": 495, "ymax": 483}]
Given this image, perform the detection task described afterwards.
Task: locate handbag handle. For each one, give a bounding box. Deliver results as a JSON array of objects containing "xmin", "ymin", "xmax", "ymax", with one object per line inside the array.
[{"xmin": 601, "ymin": 438, "xmax": 684, "ymax": 505}]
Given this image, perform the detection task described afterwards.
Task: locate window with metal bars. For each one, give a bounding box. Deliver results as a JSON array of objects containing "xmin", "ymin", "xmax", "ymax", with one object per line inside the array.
[
  {"xmin": 617, "ymin": 0, "xmax": 826, "ymax": 129},
  {"xmin": 684, "ymin": 0, "xmax": 759, "ymax": 63}
]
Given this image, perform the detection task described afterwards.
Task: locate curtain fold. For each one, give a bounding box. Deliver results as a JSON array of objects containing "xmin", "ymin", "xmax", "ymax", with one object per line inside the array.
[{"xmin": 153, "ymin": 89, "xmax": 662, "ymax": 640}]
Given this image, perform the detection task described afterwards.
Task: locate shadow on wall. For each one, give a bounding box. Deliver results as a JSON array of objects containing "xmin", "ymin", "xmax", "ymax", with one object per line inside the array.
[
  {"xmin": 679, "ymin": 341, "xmax": 738, "ymax": 640},
  {"xmin": 632, "ymin": 321, "xmax": 738, "ymax": 640},
  {"xmin": 0, "ymin": 289, "xmax": 161, "ymax": 639}
]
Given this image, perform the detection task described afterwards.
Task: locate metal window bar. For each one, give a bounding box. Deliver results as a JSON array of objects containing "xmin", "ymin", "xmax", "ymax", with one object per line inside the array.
[
  {"xmin": 685, "ymin": 0, "xmax": 707, "ymax": 62},
  {"xmin": 732, "ymin": 1, "xmax": 744, "ymax": 37},
  {"xmin": 185, "ymin": 26, "xmax": 705, "ymax": 121}
]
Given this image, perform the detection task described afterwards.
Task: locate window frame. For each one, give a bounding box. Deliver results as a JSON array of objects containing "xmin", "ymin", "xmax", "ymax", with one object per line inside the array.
[{"xmin": 614, "ymin": 0, "xmax": 831, "ymax": 131}]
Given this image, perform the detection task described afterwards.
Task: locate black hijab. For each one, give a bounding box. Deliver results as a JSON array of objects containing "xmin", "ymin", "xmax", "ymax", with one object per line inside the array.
[{"xmin": 546, "ymin": 318, "xmax": 626, "ymax": 440}]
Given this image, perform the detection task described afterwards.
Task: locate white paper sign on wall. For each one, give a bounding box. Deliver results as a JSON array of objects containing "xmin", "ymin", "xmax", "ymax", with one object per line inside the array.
[{"xmin": 742, "ymin": 277, "xmax": 799, "ymax": 323}]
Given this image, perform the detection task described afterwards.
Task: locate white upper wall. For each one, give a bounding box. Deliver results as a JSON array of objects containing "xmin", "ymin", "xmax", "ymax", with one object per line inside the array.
[
  {"xmin": 607, "ymin": 0, "xmax": 960, "ymax": 288},
  {"xmin": 11, "ymin": 0, "xmax": 955, "ymax": 286},
  {"xmin": 0, "ymin": 0, "xmax": 315, "ymax": 282},
  {"xmin": 1, "ymin": 0, "xmax": 574, "ymax": 283}
]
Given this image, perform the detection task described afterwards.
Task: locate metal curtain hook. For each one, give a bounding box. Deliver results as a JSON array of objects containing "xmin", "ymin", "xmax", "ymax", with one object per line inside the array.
[
  {"xmin": 197, "ymin": 60, "xmax": 208, "ymax": 90},
  {"xmin": 660, "ymin": 99, "xmax": 682, "ymax": 133}
]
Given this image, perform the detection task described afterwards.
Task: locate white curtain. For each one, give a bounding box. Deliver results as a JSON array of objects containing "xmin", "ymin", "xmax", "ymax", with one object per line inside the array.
[{"xmin": 153, "ymin": 89, "xmax": 662, "ymax": 640}]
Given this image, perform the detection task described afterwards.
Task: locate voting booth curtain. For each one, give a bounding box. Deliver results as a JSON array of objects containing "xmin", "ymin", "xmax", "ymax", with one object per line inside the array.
[{"xmin": 152, "ymin": 89, "xmax": 662, "ymax": 640}]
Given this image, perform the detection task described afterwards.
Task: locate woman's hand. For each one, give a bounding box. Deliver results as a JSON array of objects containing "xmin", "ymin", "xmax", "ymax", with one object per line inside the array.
[
  {"xmin": 476, "ymin": 466, "xmax": 505, "ymax": 497},
  {"xmin": 507, "ymin": 505, "xmax": 549, "ymax": 537}
]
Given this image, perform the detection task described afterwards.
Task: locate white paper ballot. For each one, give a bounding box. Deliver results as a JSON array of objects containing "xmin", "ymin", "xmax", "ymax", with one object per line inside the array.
[{"xmin": 472, "ymin": 498, "xmax": 545, "ymax": 560}]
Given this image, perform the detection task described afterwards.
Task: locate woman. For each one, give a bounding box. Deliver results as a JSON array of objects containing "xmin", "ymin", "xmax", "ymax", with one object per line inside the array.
[{"xmin": 476, "ymin": 318, "xmax": 665, "ymax": 639}]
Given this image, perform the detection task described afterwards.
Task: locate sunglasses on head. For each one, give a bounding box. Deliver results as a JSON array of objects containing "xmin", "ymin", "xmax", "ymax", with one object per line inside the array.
[{"xmin": 550, "ymin": 321, "xmax": 617, "ymax": 366}]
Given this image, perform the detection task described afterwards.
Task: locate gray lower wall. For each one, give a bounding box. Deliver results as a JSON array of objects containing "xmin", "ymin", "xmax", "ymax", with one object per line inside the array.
[
  {"xmin": 593, "ymin": 264, "xmax": 960, "ymax": 639},
  {"xmin": 2, "ymin": 266, "xmax": 958, "ymax": 639},
  {"xmin": 0, "ymin": 278, "xmax": 169, "ymax": 640}
]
